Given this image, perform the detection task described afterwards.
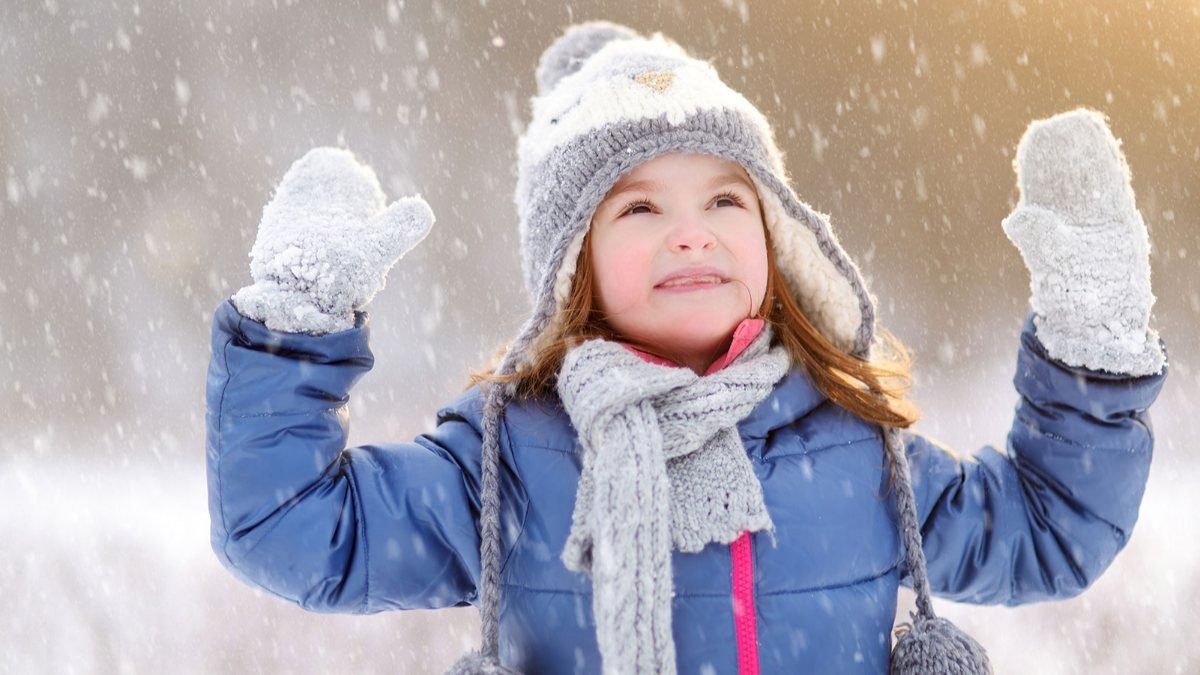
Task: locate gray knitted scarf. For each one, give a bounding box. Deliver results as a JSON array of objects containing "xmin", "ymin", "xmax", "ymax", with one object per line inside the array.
[{"xmin": 554, "ymin": 329, "xmax": 790, "ymax": 674}]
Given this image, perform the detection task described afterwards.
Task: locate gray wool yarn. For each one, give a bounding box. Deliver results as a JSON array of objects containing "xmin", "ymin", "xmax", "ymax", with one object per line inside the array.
[
  {"xmin": 446, "ymin": 382, "xmax": 521, "ymax": 675},
  {"xmin": 890, "ymin": 617, "xmax": 992, "ymax": 675},
  {"xmin": 883, "ymin": 428, "xmax": 993, "ymax": 675},
  {"xmin": 445, "ymin": 651, "xmax": 520, "ymax": 675},
  {"xmin": 556, "ymin": 329, "xmax": 789, "ymax": 675}
]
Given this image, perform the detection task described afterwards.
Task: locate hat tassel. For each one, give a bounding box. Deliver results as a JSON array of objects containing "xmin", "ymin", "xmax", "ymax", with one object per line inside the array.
[{"xmin": 884, "ymin": 427, "xmax": 993, "ymax": 675}]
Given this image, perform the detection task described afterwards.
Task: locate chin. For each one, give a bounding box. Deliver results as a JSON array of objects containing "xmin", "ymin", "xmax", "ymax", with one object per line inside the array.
[{"xmin": 658, "ymin": 317, "xmax": 741, "ymax": 352}]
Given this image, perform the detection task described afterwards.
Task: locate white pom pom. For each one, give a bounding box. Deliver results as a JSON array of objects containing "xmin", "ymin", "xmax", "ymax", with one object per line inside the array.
[{"xmin": 536, "ymin": 21, "xmax": 639, "ymax": 94}]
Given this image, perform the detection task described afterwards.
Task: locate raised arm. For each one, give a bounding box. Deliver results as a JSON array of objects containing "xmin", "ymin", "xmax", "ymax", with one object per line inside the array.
[
  {"xmin": 905, "ymin": 315, "xmax": 1165, "ymax": 605},
  {"xmin": 206, "ymin": 148, "xmax": 490, "ymax": 613},
  {"xmin": 907, "ymin": 109, "xmax": 1168, "ymax": 605}
]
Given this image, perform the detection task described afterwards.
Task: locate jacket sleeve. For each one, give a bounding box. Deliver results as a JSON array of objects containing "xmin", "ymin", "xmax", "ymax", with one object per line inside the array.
[
  {"xmin": 904, "ymin": 314, "xmax": 1167, "ymax": 606},
  {"xmin": 205, "ymin": 299, "xmax": 488, "ymax": 614}
]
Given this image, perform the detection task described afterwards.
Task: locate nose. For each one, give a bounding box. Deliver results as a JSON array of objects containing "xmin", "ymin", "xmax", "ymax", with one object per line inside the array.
[{"xmin": 667, "ymin": 217, "xmax": 716, "ymax": 252}]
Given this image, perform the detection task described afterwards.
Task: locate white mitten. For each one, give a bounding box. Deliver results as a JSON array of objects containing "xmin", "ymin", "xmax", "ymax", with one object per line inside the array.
[
  {"xmin": 232, "ymin": 147, "xmax": 434, "ymax": 334},
  {"xmin": 1002, "ymin": 108, "xmax": 1164, "ymax": 376}
]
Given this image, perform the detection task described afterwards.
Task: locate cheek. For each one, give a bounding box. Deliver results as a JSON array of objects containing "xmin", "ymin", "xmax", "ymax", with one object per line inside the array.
[
  {"xmin": 591, "ymin": 240, "xmax": 650, "ymax": 312},
  {"xmin": 751, "ymin": 249, "xmax": 769, "ymax": 304},
  {"xmin": 740, "ymin": 232, "xmax": 770, "ymax": 308}
]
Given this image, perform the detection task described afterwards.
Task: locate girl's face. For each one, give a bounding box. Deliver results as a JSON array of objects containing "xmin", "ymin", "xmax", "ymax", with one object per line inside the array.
[{"xmin": 589, "ymin": 152, "xmax": 768, "ymax": 373}]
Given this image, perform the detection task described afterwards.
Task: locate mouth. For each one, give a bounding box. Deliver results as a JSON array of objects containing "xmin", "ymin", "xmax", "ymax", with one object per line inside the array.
[{"xmin": 654, "ymin": 270, "xmax": 730, "ymax": 290}]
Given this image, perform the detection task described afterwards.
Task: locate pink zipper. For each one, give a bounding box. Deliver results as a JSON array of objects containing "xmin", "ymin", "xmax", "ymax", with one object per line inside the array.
[{"xmin": 731, "ymin": 531, "xmax": 760, "ymax": 675}]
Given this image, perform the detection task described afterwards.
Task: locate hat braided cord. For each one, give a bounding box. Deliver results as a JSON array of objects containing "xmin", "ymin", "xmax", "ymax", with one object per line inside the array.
[
  {"xmin": 884, "ymin": 427, "xmax": 993, "ymax": 675},
  {"xmin": 445, "ymin": 383, "xmax": 521, "ymax": 675}
]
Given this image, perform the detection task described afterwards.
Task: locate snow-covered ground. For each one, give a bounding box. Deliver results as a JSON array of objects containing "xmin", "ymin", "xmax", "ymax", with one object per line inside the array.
[{"xmin": 1, "ymin": 452, "xmax": 477, "ymax": 674}]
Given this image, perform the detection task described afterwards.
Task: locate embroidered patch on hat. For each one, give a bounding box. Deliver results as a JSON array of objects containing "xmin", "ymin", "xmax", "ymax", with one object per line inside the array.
[{"xmin": 634, "ymin": 70, "xmax": 675, "ymax": 92}]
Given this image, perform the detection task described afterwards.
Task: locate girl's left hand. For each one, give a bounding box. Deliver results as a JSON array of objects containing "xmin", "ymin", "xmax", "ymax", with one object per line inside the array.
[{"xmin": 1001, "ymin": 108, "xmax": 1164, "ymax": 376}]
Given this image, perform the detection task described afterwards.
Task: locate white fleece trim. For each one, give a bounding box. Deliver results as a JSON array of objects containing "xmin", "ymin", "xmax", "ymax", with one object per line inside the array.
[
  {"xmin": 752, "ymin": 176, "xmax": 862, "ymax": 352},
  {"xmin": 553, "ymin": 228, "xmax": 588, "ymax": 307}
]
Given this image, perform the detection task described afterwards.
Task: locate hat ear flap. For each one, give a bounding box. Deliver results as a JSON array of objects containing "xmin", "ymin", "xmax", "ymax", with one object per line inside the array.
[
  {"xmin": 749, "ymin": 173, "xmax": 875, "ymax": 356},
  {"xmin": 536, "ymin": 21, "xmax": 639, "ymax": 94}
]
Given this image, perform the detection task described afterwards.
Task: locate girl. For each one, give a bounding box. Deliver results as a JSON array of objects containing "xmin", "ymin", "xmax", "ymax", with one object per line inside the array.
[{"xmin": 208, "ymin": 22, "xmax": 1167, "ymax": 675}]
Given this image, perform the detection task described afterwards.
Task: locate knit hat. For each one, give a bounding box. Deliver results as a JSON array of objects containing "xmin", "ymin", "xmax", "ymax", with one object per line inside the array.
[
  {"xmin": 495, "ymin": 20, "xmax": 876, "ymax": 379},
  {"xmin": 450, "ymin": 22, "xmax": 990, "ymax": 674}
]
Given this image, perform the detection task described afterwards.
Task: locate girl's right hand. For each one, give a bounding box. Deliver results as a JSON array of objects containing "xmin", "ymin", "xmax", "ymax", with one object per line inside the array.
[{"xmin": 232, "ymin": 147, "xmax": 435, "ymax": 335}]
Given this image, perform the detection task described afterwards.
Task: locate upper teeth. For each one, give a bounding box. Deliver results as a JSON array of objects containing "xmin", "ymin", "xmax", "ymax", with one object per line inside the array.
[{"xmin": 661, "ymin": 275, "xmax": 723, "ymax": 287}]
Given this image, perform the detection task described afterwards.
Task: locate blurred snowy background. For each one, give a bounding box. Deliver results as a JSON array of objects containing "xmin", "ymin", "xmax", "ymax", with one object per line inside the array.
[{"xmin": 2, "ymin": 1, "xmax": 1197, "ymax": 673}]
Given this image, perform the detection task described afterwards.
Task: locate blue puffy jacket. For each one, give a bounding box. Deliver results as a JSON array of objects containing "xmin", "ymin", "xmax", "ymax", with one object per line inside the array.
[{"xmin": 206, "ymin": 300, "xmax": 1166, "ymax": 673}]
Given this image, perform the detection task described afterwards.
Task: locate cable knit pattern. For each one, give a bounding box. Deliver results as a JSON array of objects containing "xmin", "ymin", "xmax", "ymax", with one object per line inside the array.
[{"xmin": 556, "ymin": 328, "xmax": 788, "ymax": 675}]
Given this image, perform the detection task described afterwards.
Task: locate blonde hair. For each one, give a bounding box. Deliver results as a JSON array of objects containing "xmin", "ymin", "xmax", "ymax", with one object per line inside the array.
[{"xmin": 472, "ymin": 226, "xmax": 919, "ymax": 429}]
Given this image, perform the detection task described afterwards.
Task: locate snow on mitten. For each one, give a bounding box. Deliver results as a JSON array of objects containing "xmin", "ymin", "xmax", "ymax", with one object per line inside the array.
[
  {"xmin": 232, "ymin": 147, "xmax": 434, "ymax": 334},
  {"xmin": 1002, "ymin": 108, "xmax": 1164, "ymax": 376}
]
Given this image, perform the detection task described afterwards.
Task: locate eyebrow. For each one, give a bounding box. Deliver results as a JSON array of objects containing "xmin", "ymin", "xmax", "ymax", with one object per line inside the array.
[
  {"xmin": 605, "ymin": 170, "xmax": 755, "ymax": 201},
  {"xmin": 605, "ymin": 178, "xmax": 664, "ymax": 199}
]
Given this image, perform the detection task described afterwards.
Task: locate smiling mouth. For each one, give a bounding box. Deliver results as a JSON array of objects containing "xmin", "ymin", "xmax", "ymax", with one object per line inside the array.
[{"xmin": 656, "ymin": 275, "xmax": 728, "ymax": 289}]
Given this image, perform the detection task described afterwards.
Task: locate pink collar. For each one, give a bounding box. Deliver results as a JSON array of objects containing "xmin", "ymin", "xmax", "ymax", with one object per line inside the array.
[{"xmin": 621, "ymin": 319, "xmax": 767, "ymax": 374}]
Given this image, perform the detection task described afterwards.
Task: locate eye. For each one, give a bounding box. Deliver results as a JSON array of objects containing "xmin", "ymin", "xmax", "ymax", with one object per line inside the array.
[
  {"xmin": 710, "ymin": 191, "xmax": 746, "ymax": 209},
  {"xmin": 619, "ymin": 199, "xmax": 655, "ymax": 217}
]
